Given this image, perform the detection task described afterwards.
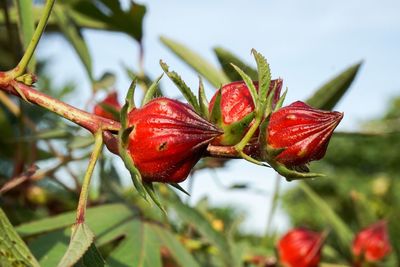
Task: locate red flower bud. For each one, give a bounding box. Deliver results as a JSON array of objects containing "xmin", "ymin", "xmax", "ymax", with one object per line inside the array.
[
  {"xmin": 352, "ymin": 221, "xmax": 391, "ymax": 263},
  {"xmin": 278, "ymin": 228, "xmax": 325, "ymax": 267},
  {"xmin": 208, "ymin": 79, "xmax": 282, "ymax": 145},
  {"xmin": 127, "ymin": 97, "xmax": 221, "ymax": 183},
  {"xmin": 267, "ymin": 101, "xmax": 343, "ymax": 167},
  {"xmin": 93, "ymin": 91, "xmax": 121, "ymax": 121}
]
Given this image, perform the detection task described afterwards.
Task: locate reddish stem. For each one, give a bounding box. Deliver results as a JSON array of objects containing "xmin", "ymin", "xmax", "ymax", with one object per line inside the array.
[{"xmin": 0, "ymin": 79, "xmax": 120, "ymax": 134}]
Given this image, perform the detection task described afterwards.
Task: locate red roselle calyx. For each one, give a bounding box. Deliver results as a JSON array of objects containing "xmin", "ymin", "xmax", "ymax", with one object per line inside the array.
[
  {"xmin": 93, "ymin": 91, "xmax": 121, "ymax": 121},
  {"xmin": 352, "ymin": 220, "xmax": 391, "ymax": 263},
  {"xmin": 266, "ymin": 101, "xmax": 343, "ymax": 167},
  {"xmin": 278, "ymin": 228, "xmax": 325, "ymax": 267},
  {"xmin": 127, "ymin": 97, "xmax": 221, "ymax": 183},
  {"xmin": 208, "ymin": 79, "xmax": 283, "ymax": 146}
]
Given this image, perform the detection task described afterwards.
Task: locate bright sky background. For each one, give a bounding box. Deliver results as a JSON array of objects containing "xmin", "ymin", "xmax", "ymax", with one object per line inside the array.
[{"xmin": 38, "ymin": 0, "xmax": 400, "ymax": 234}]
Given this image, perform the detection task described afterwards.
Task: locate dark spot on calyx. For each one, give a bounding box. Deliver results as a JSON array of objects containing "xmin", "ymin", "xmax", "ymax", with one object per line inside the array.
[{"xmin": 158, "ymin": 142, "xmax": 168, "ymax": 151}]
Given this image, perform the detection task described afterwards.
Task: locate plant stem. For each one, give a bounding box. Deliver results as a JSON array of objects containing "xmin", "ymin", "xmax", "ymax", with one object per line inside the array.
[
  {"xmin": 10, "ymin": 0, "xmax": 56, "ymax": 77},
  {"xmin": 265, "ymin": 174, "xmax": 281, "ymax": 235},
  {"xmin": 76, "ymin": 132, "xmax": 103, "ymax": 224},
  {"xmin": 0, "ymin": 80, "xmax": 120, "ymax": 133}
]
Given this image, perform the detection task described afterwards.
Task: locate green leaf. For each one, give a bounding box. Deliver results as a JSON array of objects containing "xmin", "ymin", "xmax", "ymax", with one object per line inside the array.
[
  {"xmin": 68, "ymin": 135, "xmax": 94, "ymax": 150},
  {"xmin": 72, "ymin": 0, "xmax": 146, "ymax": 43},
  {"xmin": 214, "ymin": 47, "xmax": 258, "ymax": 81},
  {"xmin": 167, "ymin": 194, "xmax": 237, "ymax": 267},
  {"xmin": 19, "ymin": 204, "xmax": 136, "ymax": 266},
  {"xmin": 28, "ymin": 229, "xmax": 69, "ymax": 267},
  {"xmin": 0, "ymin": 208, "xmax": 40, "ymax": 267},
  {"xmin": 252, "ymin": 49, "xmax": 271, "ymax": 110},
  {"xmin": 107, "ymin": 221, "xmax": 162, "ymax": 267},
  {"xmin": 197, "ymin": 76, "xmax": 209, "ymax": 119},
  {"xmin": 159, "ymin": 60, "xmax": 201, "ymax": 113},
  {"xmin": 298, "ymin": 182, "xmax": 354, "ymax": 249},
  {"xmin": 54, "ymin": 5, "xmax": 93, "ymax": 81},
  {"xmin": 93, "ymin": 72, "xmax": 116, "ymax": 92},
  {"xmin": 150, "ymin": 225, "xmax": 200, "ymax": 267},
  {"xmin": 16, "ymin": 0, "xmax": 36, "ymax": 72},
  {"xmin": 142, "ymin": 73, "xmax": 164, "ymax": 106},
  {"xmin": 231, "ymin": 63, "xmax": 258, "ymax": 110},
  {"xmin": 16, "ymin": 203, "xmax": 134, "ymax": 237},
  {"xmin": 160, "ymin": 36, "xmax": 229, "ymax": 87},
  {"xmin": 14, "ymin": 128, "xmax": 73, "ymax": 141},
  {"xmin": 306, "ymin": 62, "xmax": 362, "ymax": 110},
  {"xmin": 75, "ymin": 243, "xmax": 105, "ymax": 267},
  {"xmin": 57, "ymin": 223, "xmax": 95, "ymax": 267}
]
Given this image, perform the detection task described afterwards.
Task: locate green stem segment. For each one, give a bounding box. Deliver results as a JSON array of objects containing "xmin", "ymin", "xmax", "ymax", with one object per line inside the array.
[
  {"xmin": 76, "ymin": 132, "xmax": 103, "ymax": 224},
  {"xmin": 11, "ymin": 0, "xmax": 56, "ymax": 78}
]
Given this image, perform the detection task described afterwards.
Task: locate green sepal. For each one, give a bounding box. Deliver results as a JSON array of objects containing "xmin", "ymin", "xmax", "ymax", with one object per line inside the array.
[
  {"xmin": 169, "ymin": 183, "xmax": 190, "ymax": 196},
  {"xmin": 120, "ymin": 78, "xmax": 137, "ymax": 129},
  {"xmin": 219, "ymin": 112, "xmax": 255, "ymax": 145},
  {"xmin": 142, "ymin": 73, "xmax": 163, "ymax": 106},
  {"xmin": 120, "ymin": 103, "xmax": 129, "ymax": 129},
  {"xmin": 197, "ymin": 76, "xmax": 209, "ymax": 119},
  {"xmin": 266, "ymin": 145, "xmax": 286, "ymax": 157},
  {"xmin": 209, "ymin": 88, "xmax": 222, "ymax": 125},
  {"xmin": 117, "ymin": 134, "xmax": 147, "ymax": 200},
  {"xmin": 118, "ymin": 78, "xmax": 148, "ymax": 200},
  {"xmin": 273, "ymin": 88, "xmax": 288, "ymax": 112},
  {"xmin": 144, "ymin": 182, "xmax": 166, "ymax": 213},
  {"xmin": 273, "ymin": 162, "xmax": 325, "ymax": 181},
  {"xmin": 252, "ymin": 49, "xmax": 271, "ymax": 111},
  {"xmin": 159, "ymin": 60, "xmax": 201, "ymax": 113},
  {"xmin": 125, "ymin": 78, "xmax": 137, "ymax": 112},
  {"xmin": 231, "ymin": 63, "xmax": 258, "ymax": 111},
  {"xmin": 264, "ymin": 81, "xmax": 285, "ymax": 117},
  {"xmin": 120, "ymin": 126, "xmax": 134, "ymax": 147}
]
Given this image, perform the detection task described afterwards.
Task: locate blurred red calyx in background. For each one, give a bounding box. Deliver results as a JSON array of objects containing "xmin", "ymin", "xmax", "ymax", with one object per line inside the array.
[
  {"xmin": 93, "ymin": 91, "xmax": 121, "ymax": 121},
  {"xmin": 277, "ymin": 228, "xmax": 325, "ymax": 267},
  {"xmin": 352, "ymin": 220, "xmax": 392, "ymax": 263}
]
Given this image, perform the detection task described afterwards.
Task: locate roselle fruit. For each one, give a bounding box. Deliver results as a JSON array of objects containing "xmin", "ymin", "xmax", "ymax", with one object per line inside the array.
[
  {"xmin": 127, "ymin": 97, "xmax": 221, "ymax": 183},
  {"xmin": 266, "ymin": 101, "xmax": 343, "ymax": 167},
  {"xmin": 208, "ymin": 79, "xmax": 282, "ymax": 145},
  {"xmin": 93, "ymin": 91, "xmax": 121, "ymax": 121},
  {"xmin": 277, "ymin": 228, "xmax": 325, "ymax": 267},
  {"xmin": 352, "ymin": 221, "xmax": 391, "ymax": 263}
]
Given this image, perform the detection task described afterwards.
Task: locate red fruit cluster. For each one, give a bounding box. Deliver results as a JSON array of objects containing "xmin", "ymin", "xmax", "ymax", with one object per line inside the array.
[
  {"xmin": 277, "ymin": 228, "xmax": 324, "ymax": 267},
  {"xmin": 93, "ymin": 91, "xmax": 121, "ymax": 121},
  {"xmin": 123, "ymin": 78, "xmax": 343, "ymax": 183},
  {"xmin": 127, "ymin": 97, "xmax": 221, "ymax": 183},
  {"xmin": 267, "ymin": 101, "xmax": 343, "ymax": 167},
  {"xmin": 352, "ymin": 221, "xmax": 391, "ymax": 263}
]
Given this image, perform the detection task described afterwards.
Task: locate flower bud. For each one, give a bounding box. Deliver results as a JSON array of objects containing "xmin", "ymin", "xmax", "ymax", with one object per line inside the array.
[
  {"xmin": 267, "ymin": 101, "xmax": 343, "ymax": 167},
  {"xmin": 93, "ymin": 91, "xmax": 121, "ymax": 121},
  {"xmin": 278, "ymin": 228, "xmax": 324, "ymax": 267},
  {"xmin": 127, "ymin": 97, "xmax": 221, "ymax": 183},
  {"xmin": 208, "ymin": 79, "xmax": 282, "ymax": 145},
  {"xmin": 352, "ymin": 220, "xmax": 391, "ymax": 263}
]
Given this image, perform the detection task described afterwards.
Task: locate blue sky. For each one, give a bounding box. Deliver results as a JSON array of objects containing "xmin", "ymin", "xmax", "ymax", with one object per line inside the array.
[{"xmin": 38, "ymin": 0, "xmax": 400, "ymax": 233}]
